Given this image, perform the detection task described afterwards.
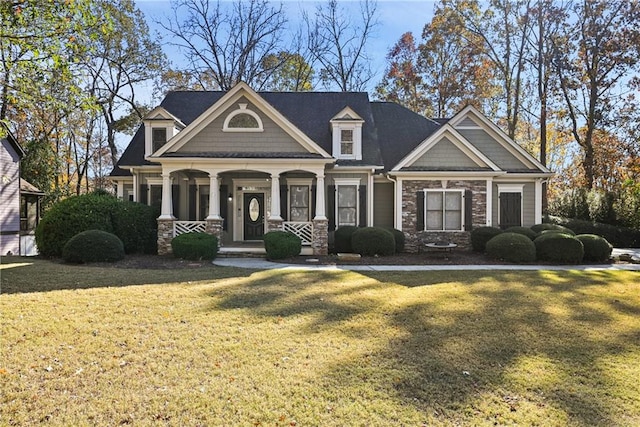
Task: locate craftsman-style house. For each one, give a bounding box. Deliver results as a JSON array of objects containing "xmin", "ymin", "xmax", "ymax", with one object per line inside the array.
[{"xmin": 111, "ymin": 83, "xmax": 552, "ymax": 255}]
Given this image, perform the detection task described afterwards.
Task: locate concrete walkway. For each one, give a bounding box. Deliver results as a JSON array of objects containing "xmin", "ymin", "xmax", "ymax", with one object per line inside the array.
[{"xmin": 213, "ymin": 248, "xmax": 640, "ymax": 271}]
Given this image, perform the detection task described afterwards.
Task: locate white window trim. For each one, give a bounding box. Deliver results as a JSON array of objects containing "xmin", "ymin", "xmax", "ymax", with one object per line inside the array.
[
  {"xmin": 421, "ymin": 189, "xmax": 466, "ymax": 232},
  {"xmin": 334, "ymin": 178, "xmax": 361, "ymax": 227},
  {"xmin": 222, "ymin": 104, "xmax": 264, "ymax": 132},
  {"xmin": 497, "ymin": 184, "xmax": 524, "ymax": 227},
  {"xmin": 331, "ymin": 122, "xmax": 362, "ymax": 160},
  {"xmin": 287, "ymin": 179, "xmax": 313, "ymax": 222}
]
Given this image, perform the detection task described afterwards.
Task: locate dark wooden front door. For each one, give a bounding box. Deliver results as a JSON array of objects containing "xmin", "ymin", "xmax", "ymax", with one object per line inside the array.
[
  {"xmin": 499, "ymin": 192, "xmax": 522, "ymax": 229},
  {"xmin": 243, "ymin": 193, "xmax": 264, "ymax": 240}
]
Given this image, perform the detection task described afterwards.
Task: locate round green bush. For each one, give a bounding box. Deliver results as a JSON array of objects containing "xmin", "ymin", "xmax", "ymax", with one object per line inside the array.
[
  {"xmin": 485, "ymin": 232, "xmax": 537, "ymax": 263},
  {"xmin": 263, "ymin": 231, "xmax": 301, "ymax": 260},
  {"xmin": 470, "ymin": 227, "xmax": 503, "ymax": 252},
  {"xmin": 36, "ymin": 193, "xmax": 157, "ymax": 257},
  {"xmin": 351, "ymin": 227, "xmax": 395, "ymax": 256},
  {"xmin": 171, "ymin": 232, "xmax": 219, "ymax": 260},
  {"xmin": 334, "ymin": 226, "xmax": 359, "ymax": 253},
  {"xmin": 576, "ymin": 234, "xmax": 612, "ymax": 262},
  {"xmin": 386, "ymin": 228, "xmax": 406, "ymax": 253},
  {"xmin": 505, "ymin": 226, "xmax": 538, "ymax": 240},
  {"xmin": 534, "ymin": 233, "xmax": 584, "ymax": 264},
  {"xmin": 62, "ymin": 229, "xmax": 125, "ymax": 263},
  {"xmin": 531, "ymin": 223, "xmax": 575, "ymax": 235}
]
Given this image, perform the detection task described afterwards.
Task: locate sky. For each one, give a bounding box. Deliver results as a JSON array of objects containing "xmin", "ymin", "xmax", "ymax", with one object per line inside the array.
[{"xmin": 135, "ymin": 0, "xmax": 437, "ymax": 101}]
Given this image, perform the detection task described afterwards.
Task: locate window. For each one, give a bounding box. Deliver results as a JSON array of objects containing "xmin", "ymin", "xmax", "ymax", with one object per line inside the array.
[
  {"xmin": 152, "ymin": 128, "xmax": 167, "ymax": 152},
  {"xmin": 422, "ymin": 190, "xmax": 464, "ymax": 231},
  {"xmin": 289, "ymin": 185, "xmax": 310, "ymax": 221},
  {"xmin": 340, "ymin": 129, "xmax": 353, "ymax": 155},
  {"xmin": 228, "ymin": 113, "xmax": 259, "ymax": 129},
  {"xmin": 337, "ymin": 185, "xmax": 358, "ymax": 226}
]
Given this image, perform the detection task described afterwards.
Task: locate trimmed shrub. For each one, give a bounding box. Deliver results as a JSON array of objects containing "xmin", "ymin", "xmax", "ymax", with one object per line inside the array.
[
  {"xmin": 62, "ymin": 229, "xmax": 125, "ymax": 263},
  {"xmin": 36, "ymin": 193, "xmax": 158, "ymax": 257},
  {"xmin": 547, "ymin": 215, "xmax": 640, "ymax": 248},
  {"xmin": 386, "ymin": 228, "xmax": 406, "ymax": 253},
  {"xmin": 534, "ymin": 233, "xmax": 584, "ymax": 264},
  {"xmin": 485, "ymin": 232, "xmax": 537, "ymax": 263},
  {"xmin": 171, "ymin": 232, "xmax": 219, "ymax": 260},
  {"xmin": 351, "ymin": 227, "xmax": 395, "ymax": 256},
  {"xmin": 531, "ymin": 223, "xmax": 575, "ymax": 235},
  {"xmin": 505, "ymin": 226, "xmax": 538, "ymax": 240},
  {"xmin": 263, "ymin": 231, "xmax": 301, "ymax": 260},
  {"xmin": 470, "ymin": 227, "xmax": 503, "ymax": 252},
  {"xmin": 334, "ymin": 226, "xmax": 359, "ymax": 253},
  {"xmin": 111, "ymin": 201, "xmax": 158, "ymax": 254},
  {"xmin": 576, "ymin": 234, "xmax": 612, "ymax": 262}
]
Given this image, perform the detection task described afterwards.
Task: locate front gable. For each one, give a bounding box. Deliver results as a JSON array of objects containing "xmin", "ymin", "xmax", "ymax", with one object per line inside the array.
[
  {"xmin": 392, "ymin": 126, "xmax": 499, "ymax": 172},
  {"xmin": 152, "ymin": 82, "xmax": 332, "ymax": 159},
  {"xmin": 449, "ymin": 106, "xmax": 551, "ymax": 172}
]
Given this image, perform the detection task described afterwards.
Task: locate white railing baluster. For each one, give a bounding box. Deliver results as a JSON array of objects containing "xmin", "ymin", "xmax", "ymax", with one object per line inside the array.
[
  {"xmin": 173, "ymin": 221, "xmax": 207, "ymax": 237},
  {"xmin": 283, "ymin": 221, "xmax": 313, "ymax": 245}
]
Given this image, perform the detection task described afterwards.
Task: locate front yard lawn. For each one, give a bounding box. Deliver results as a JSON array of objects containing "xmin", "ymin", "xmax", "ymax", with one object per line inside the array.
[{"xmin": 1, "ymin": 258, "xmax": 639, "ymax": 425}]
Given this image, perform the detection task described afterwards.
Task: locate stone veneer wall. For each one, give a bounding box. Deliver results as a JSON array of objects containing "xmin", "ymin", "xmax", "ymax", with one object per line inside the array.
[
  {"xmin": 157, "ymin": 219, "xmax": 174, "ymax": 255},
  {"xmin": 402, "ymin": 180, "xmax": 487, "ymax": 252},
  {"xmin": 206, "ymin": 218, "xmax": 224, "ymax": 244},
  {"xmin": 312, "ymin": 219, "xmax": 328, "ymax": 255},
  {"xmin": 267, "ymin": 218, "xmax": 284, "ymax": 233}
]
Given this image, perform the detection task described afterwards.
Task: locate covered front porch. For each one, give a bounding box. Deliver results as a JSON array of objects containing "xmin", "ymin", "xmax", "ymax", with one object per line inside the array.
[{"xmin": 152, "ymin": 161, "xmax": 330, "ymax": 256}]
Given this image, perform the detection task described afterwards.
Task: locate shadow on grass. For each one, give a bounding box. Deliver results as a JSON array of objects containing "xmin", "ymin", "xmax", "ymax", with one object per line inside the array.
[
  {"xmin": 210, "ymin": 268, "xmax": 640, "ymax": 425},
  {"xmin": 1, "ymin": 256, "xmax": 251, "ymax": 294}
]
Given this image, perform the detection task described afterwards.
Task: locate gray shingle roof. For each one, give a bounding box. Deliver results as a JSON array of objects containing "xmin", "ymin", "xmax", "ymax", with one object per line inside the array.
[{"xmin": 112, "ymin": 91, "xmax": 442, "ymax": 175}]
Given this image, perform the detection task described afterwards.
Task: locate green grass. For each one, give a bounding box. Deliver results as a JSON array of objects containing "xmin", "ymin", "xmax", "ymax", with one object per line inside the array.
[{"xmin": 1, "ymin": 257, "xmax": 639, "ymax": 426}]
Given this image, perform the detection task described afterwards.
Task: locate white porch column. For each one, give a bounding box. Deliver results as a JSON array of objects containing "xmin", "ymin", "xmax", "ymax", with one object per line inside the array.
[
  {"xmin": 116, "ymin": 180, "xmax": 124, "ymax": 199},
  {"xmin": 314, "ymin": 174, "xmax": 327, "ymax": 220},
  {"xmin": 270, "ymin": 173, "xmax": 282, "ymax": 220},
  {"xmin": 207, "ymin": 173, "xmax": 222, "ymax": 220},
  {"xmin": 158, "ymin": 173, "xmax": 174, "ymax": 219},
  {"xmin": 132, "ymin": 172, "xmax": 138, "ymax": 202},
  {"xmin": 534, "ymin": 179, "xmax": 543, "ymax": 224}
]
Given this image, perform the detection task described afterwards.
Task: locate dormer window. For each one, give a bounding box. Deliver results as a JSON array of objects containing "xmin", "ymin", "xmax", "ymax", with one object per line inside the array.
[
  {"xmin": 223, "ymin": 103, "xmax": 264, "ymax": 132},
  {"xmin": 330, "ymin": 107, "xmax": 363, "ymax": 160},
  {"xmin": 152, "ymin": 128, "xmax": 167, "ymax": 152},
  {"xmin": 340, "ymin": 129, "xmax": 354, "ymax": 155}
]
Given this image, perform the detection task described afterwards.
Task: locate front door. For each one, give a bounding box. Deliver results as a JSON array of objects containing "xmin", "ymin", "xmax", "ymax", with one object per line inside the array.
[{"xmin": 243, "ymin": 193, "xmax": 265, "ymax": 240}]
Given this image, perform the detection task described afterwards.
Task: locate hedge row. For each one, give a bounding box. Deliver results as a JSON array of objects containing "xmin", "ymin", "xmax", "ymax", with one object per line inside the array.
[{"xmin": 334, "ymin": 226, "xmax": 405, "ymax": 256}]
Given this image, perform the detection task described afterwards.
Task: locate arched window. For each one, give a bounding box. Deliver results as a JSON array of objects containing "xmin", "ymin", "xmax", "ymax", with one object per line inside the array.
[{"xmin": 223, "ymin": 104, "xmax": 264, "ymax": 132}]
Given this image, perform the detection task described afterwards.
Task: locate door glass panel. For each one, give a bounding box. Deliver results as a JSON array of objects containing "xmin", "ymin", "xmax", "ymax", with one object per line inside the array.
[{"xmin": 249, "ymin": 197, "xmax": 260, "ymax": 221}]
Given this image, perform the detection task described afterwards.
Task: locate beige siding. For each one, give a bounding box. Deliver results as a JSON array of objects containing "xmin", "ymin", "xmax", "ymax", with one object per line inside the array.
[
  {"xmin": 178, "ymin": 98, "xmax": 308, "ymax": 154},
  {"xmin": 458, "ymin": 129, "xmax": 532, "ymax": 170},
  {"xmin": 492, "ymin": 182, "xmax": 536, "ymax": 227},
  {"xmin": 411, "ymin": 137, "xmax": 478, "ymax": 168},
  {"xmin": 373, "ymin": 182, "xmax": 394, "ymax": 228}
]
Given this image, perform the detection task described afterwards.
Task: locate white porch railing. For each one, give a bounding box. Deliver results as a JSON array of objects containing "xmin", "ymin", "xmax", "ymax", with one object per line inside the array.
[
  {"xmin": 174, "ymin": 221, "xmax": 207, "ymax": 237},
  {"xmin": 283, "ymin": 221, "xmax": 313, "ymax": 245}
]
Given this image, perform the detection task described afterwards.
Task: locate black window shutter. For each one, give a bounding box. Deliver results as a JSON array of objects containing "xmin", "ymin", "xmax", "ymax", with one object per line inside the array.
[
  {"xmin": 139, "ymin": 185, "xmax": 148, "ymax": 205},
  {"xmin": 327, "ymin": 185, "xmax": 336, "ymax": 231},
  {"xmin": 464, "ymin": 189, "xmax": 473, "ymax": 231},
  {"xmin": 188, "ymin": 185, "xmax": 197, "ymax": 221},
  {"xmin": 499, "ymin": 192, "xmax": 522, "ymax": 229},
  {"xmin": 172, "ymin": 185, "xmax": 180, "ymax": 218},
  {"xmin": 311, "ymin": 185, "xmax": 316, "ymax": 221},
  {"xmin": 280, "ymin": 185, "xmax": 288, "ymax": 221},
  {"xmin": 358, "ymin": 185, "xmax": 367, "ymax": 227},
  {"xmin": 416, "ymin": 191, "xmax": 425, "ymax": 231},
  {"xmin": 220, "ymin": 185, "xmax": 228, "ymax": 231}
]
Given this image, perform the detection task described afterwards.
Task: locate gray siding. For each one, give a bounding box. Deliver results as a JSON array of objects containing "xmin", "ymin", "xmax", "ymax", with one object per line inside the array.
[
  {"xmin": 1, "ymin": 138, "xmax": 21, "ymax": 255},
  {"xmin": 458, "ymin": 129, "xmax": 532, "ymax": 170},
  {"xmin": 457, "ymin": 117, "xmax": 479, "ymax": 127},
  {"xmin": 411, "ymin": 137, "xmax": 478, "ymax": 168},
  {"xmin": 178, "ymin": 98, "xmax": 307, "ymax": 154},
  {"xmin": 373, "ymin": 182, "xmax": 394, "ymax": 228},
  {"xmin": 492, "ymin": 182, "xmax": 536, "ymax": 227}
]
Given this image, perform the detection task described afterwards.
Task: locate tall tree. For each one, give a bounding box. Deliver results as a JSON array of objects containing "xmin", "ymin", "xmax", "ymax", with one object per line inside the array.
[
  {"xmin": 306, "ymin": 0, "xmax": 378, "ymax": 91},
  {"xmin": 158, "ymin": 0, "xmax": 288, "ymax": 91},
  {"xmin": 257, "ymin": 51, "xmax": 314, "ymax": 92},
  {"xmin": 374, "ymin": 32, "xmax": 428, "ymax": 114},
  {"xmin": 84, "ymin": 0, "xmax": 165, "ymax": 167},
  {"xmin": 551, "ymin": 0, "xmax": 640, "ymax": 189}
]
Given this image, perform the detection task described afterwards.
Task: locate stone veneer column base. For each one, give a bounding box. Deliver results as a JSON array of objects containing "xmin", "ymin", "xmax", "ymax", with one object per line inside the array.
[
  {"xmin": 206, "ymin": 218, "xmax": 224, "ymax": 245},
  {"xmin": 312, "ymin": 219, "xmax": 329, "ymax": 255},
  {"xmin": 157, "ymin": 219, "xmax": 175, "ymax": 255},
  {"xmin": 267, "ymin": 218, "xmax": 284, "ymax": 233}
]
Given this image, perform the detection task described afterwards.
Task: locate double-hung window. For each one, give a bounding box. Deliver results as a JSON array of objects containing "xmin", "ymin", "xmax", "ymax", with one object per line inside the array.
[
  {"xmin": 152, "ymin": 128, "xmax": 167, "ymax": 153},
  {"xmin": 334, "ymin": 179, "xmax": 360, "ymax": 227},
  {"xmin": 289, "ymin": 184, "xmax": 310, "ymax": 222},
  {"xmin": 340, "ymin": 129, "xmax": 354, "ymax": 156},
  {"xmin": 422, "ymin": 190, "xmax": 464, "ymax": 231}
]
